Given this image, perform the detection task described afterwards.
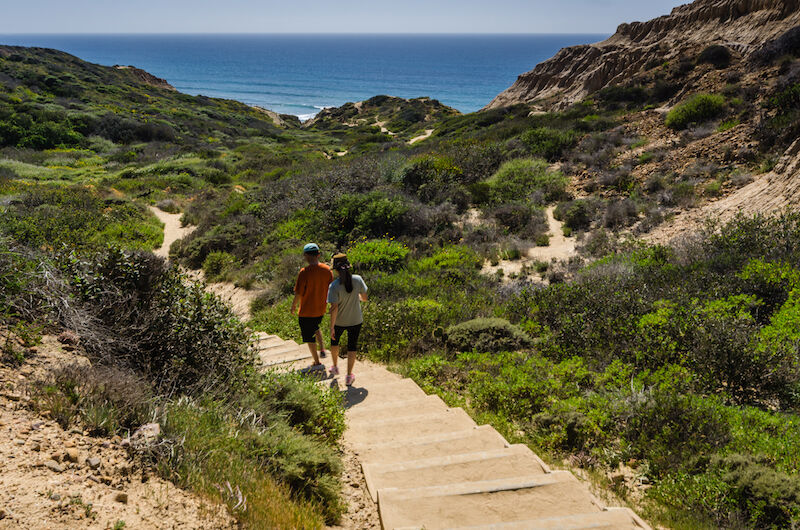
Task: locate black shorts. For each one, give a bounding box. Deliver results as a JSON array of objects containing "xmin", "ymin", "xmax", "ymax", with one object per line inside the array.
[
  {"xmin": 331, "ymin": 323, "xmax": 362, "ymax": 351},
  {"xmin": 299, "ymin": 316, "xmax": 323, "ymax": 343}
]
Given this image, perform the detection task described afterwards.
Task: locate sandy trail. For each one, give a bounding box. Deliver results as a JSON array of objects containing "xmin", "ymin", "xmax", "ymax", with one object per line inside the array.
[
  {"xmin": 529, "ymin": 205, "xmax": 577, "ymax": 262},
  {"xmin": 149, "ymin": 206, "xmax": 195, "ymax": 259},
  {"xmin": 408, "ymin": 128, "xmax": 434, "ymax": 145},
  {"xmin": 483, "ymin": 205, "xmax": 577, "ymax": 277},
  {"xmin": 150, "ymin": 206, "xmax": 262, "ymax": 321}
]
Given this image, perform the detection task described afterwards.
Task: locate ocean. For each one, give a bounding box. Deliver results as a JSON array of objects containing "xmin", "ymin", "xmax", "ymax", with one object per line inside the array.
[{"xmin": 0, "ymin": 34, "xmax": 605, "ymax": 119}]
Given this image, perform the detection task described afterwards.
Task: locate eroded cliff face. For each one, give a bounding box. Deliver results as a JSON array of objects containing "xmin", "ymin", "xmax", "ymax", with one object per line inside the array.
[{"xmin": 487, "ymin": 0, "xmax": 800, "ymax": 109}]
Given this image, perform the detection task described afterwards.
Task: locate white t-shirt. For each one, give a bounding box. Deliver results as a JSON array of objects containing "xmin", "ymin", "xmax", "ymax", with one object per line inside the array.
[{"xmin": 327, "ymin": 274, "xmax": 368, "ymax": 327}]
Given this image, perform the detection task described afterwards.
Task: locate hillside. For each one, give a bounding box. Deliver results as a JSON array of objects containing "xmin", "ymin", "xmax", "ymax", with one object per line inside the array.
[
  {"xmin": 488, "ymin": 0, "xmax": 800, "ymax": 109},
  {"xmin": 306, "ymin": 95, "xmax": 459, "ymax": 142},
  {"xmin": 4, "ymin": 9, "xmax": 800, "ymax": 528}
]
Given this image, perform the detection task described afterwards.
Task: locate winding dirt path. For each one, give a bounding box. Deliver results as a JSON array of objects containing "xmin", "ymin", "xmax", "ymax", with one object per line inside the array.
[
  {"xmin": 483, "ymin": 205, "xmax": 578, "ymax": 278},
  {"xmin": 408, "ymin": 128, "xmax": 434, "ymax": 145},
  {"xmin": 149, "ymin": 206, "xmax": 194, "ymax": 259},
  {"xmin": 528, "ymin": 205, "xmax": 577, "ymax": 262}
]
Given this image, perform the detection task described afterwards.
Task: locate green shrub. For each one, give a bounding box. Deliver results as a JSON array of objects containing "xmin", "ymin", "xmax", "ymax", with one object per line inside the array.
[
  {"xmin": 446, "ymin": 318, "xmax": 533, "ymax": 353},
  {"xmin": 1, "ymin": 186, "xmax": 163, "ymax": 251},
  {"xmin": 624, "ymin": 388, "xmax": 731, "ymax": 477},
  {"xmin": 202, "ymin": 251, "xmax": 237, "ymax": 280},
  {"xmin": 332, "ymin": 192, "xmax": 410, "ymax": 241},
  {"xmin": 665, "ymin": 93, "xmax": 726, "ymax": 130},
  {"xmin": 397, "ymin": 154, "xmax": 467, "ymax": 206},
  {"xmin": 713, "ymin": 453, "xmax": 800, "ymax": 528},
  {"xmin": 160, "ymin": 398, "xmax": 341, "ymax": 526},
  {"xmin": 555, "ymin": 199, "xmax": 595, "ymax": 231},
  {"xmin": 490, "ymin": 202, "xmax": 547, "ymax": 238},
  {"xmin": 486, "ymin": 158, "xmax": 568, "ymax": 204},
  {"xmin": 64, "ymin": 248, "xmax": 253, "ymax": 391},
  {"xmin": 347, "ymin": 239, "xmax": 409, "ymax": 272},
  {"xmin": 520, "ymin": 127, "xmax": 579, "ymax": 161}
]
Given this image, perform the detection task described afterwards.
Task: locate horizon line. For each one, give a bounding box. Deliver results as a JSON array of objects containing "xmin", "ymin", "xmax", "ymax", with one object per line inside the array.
[{"xmin": 0, "ymin": 31, "xmax": 610, "ymax": 36}]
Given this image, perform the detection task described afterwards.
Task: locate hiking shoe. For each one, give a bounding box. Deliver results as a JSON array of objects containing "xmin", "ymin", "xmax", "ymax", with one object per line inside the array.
[
  {"xmin": 320, "ymin": 349, "xmax": 327, "ymax": 358},
  {"xmin": 329, "ymin": 365, "xmax": 339, "ymax": 377},
  {"xmin": 345, "ymin": 374, "xmax": 355, "ymax": 387}
]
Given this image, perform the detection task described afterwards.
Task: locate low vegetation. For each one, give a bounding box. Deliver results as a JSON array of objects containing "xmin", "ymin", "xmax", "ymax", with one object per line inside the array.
[{"xmin": 3, "ymin": 41, "xmax": 800, "ymax": 529}]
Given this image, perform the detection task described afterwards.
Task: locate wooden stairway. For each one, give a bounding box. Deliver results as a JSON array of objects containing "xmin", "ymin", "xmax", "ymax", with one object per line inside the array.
[{"xmin": 254, "ymin": 332, "xmax": 651, "ymax": 530}]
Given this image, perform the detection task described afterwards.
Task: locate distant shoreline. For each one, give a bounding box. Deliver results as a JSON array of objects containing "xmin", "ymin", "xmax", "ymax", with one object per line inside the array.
[{"xmin": 0, "ymin": 34, "xmax": 608, "ymax": 116}]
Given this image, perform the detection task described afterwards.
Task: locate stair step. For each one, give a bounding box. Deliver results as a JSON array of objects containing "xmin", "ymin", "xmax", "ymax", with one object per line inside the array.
[
  {"xmin": 378, "ymin": 472, "xmax": 600, "ymax": 530},
  {"xmin": 254, "ymin": 335, "xmax": 284, "ymax": 348},
  {"xmin": 260, "ymin": 350, "xmax": 313, "ymax": 368},
  {"xmin": 398, "ymin": 507, "xmax": 649, "ymax": 529},
  {"xmin": 258, "ymin": 343, "xmax": 301, "ymax": 356},
  {"xmin": 363, "ymin": 444, "xmax": 549, "ymax": 501},
  {"xmin": 347, "ymin": 408, "xmax": 476, "ymax": 448},
  {"xmin": 347, "ymin": 394, "xmax": 448, "ymax": 421},
  {"xmin": 356, "ymin": 425, "xmax": 510, "ymax": 466},
  {"xmin": 344, "ymin": 379, "xmax": 427, "ymax": 410}
]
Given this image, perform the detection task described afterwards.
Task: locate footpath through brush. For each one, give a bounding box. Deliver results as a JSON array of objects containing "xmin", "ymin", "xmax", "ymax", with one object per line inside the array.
[{"xmin": 152, "ymin": 207, "xmax": 651, "ymax": 529}]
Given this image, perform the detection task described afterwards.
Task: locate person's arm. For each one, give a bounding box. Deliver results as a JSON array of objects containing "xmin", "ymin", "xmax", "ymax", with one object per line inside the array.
[
  {"xmin": 329, "ymin": 303, "xmax": 338, "ymax": 339},
  {"xmin": 290, "ymin": 271, "xmax": 304, "ymax": 315},
  {"xmin": 359, "ymin": 277, "xmax": 368, "ymax": 302},
  {"xmin": 359, "ymin": 292, "xmax": 368, "ymax": 302}
]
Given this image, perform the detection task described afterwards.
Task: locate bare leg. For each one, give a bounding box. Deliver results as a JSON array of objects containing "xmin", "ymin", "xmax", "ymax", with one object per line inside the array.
[
  {"xmin": 330, "ymin": 345, "xmax": 340, "ymax": 368},
  {"xmin": 315, "ymin": 329, "xmax": 326, "ymax": 353},
  {"xmin": 347, "ymin": 350, "xmax": 356, "ymax": 375},
  {"xmin": 307, "ymin": 342, "xmax": 321, "ymax": 365}
]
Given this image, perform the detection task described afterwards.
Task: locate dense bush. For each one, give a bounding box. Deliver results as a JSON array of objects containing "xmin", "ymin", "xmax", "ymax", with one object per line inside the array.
[
  {"xmin": 347, "ymin": 238, "xmax": 409, "ymax": 272},
  {"xmin": 555, "ymin": 199, "xmax": 596, "ymax": 231},
  {"xmin": 491, "ymin": 202, "xmax": 548, "ymax": 238},
  {"xmin": 202, "ymin": 250, "xmax": 237, "ymax": 280},
  {"xmin": 1, "ymin": 186, "xmax": 163, "ymax": 251},
  {"xmin": 446, "ymin": 318, "xmax": 533, "ymax": 353},
  {"xmin": 485, "ymin": 158, "xmax": 568, "ymax": 204},
  {"xmin": 665, "ymin": 93, "xmax": 726, "ymax": 130},
  {"xmin": 63, "ymin": 248, "xmax": 253, "ymax": 390},
  {"xmin": 520, "ymin": 127, "xmax": 579, "ymax": 161}
]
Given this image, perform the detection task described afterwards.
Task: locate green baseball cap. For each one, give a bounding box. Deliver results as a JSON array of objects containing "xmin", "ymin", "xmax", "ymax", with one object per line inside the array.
[{"xmin": 303, "ymin": 243, "xmax": 320, "ymax": 254}]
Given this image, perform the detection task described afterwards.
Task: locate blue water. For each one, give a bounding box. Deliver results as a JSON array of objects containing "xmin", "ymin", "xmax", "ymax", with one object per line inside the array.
[{"xmin": 0, "ymin": 34, "xmax": 605, "ymax": 118}]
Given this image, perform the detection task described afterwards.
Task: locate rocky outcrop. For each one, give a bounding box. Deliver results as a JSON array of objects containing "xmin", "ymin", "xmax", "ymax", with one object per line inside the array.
[
  {"xmin": 487, "ymin": 0, "xmax": 800, "ymax": 109},
  {"xmin": 114, "ymin": 65, "xmax": 176, "ymax": 91}
]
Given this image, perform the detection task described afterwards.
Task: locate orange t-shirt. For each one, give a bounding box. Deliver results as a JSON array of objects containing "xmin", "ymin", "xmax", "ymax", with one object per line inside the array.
[{"xmin": 294, "ymin": 263, "xmax": 333, "ymax": 317}]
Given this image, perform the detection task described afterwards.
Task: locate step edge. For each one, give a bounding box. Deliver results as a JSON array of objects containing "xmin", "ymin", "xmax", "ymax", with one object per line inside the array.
[
  {"xmin": 363, "ymin": 445, "xmax": 548, "ymax": 502},
  {"xmin": 355, "ymin": 425, "xmax": 508, "ymax": 452},
  {"xmin": 376, "ymin": 471, "xmax": 575, "ymax": 503},
  {"xmin": 348, "ymin": 407, "xmax": 474, "ymax": 430}
]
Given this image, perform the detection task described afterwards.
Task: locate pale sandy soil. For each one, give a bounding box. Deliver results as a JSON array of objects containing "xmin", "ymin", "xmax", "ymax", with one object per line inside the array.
[
  {"xmin": 149, "ymin": 206, "xmax": 195, "ymax": 259},
  {"xmin": 408, "ymin": 128, "xmax": 434, "ymax": 145},
  {"xmin": 483, "ymin": 205, "xmax": 577, "ymax": 277},
  {"xmin": 0, "ymin": 333, "xmax": 233, "ymax": 529}
]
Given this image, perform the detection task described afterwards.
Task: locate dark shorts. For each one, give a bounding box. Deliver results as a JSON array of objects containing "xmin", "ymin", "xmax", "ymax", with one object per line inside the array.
[
  {"xmin": 299, "ymin": 316, "xmax": 323, "ymax": 343},
  {"xmin": 331, "ymin": 323, "xmax": 362, "ymax": 351}
]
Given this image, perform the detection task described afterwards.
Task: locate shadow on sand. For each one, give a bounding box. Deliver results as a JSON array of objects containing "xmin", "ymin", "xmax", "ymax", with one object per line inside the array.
[{"xmin": 343, "ymin": 386, "xmax": 368, "ymax": 408}]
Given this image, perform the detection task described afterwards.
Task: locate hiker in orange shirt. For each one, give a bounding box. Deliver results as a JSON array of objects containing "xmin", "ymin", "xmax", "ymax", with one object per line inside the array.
[{"xmin": 290, "ymin": 243, "xmax": 333, "ymax": 371}]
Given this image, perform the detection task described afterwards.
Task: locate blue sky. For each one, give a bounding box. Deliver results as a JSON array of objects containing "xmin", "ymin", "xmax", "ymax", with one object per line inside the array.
[{"xmin": 2, "ymin": 1, "xmax": 688, "ymax": 34}]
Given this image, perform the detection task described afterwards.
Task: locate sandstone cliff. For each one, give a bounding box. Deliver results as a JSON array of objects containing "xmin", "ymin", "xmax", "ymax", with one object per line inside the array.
[{"xmin": 487, "ymin": 0, "xmax": 800, "ymax": 109}]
